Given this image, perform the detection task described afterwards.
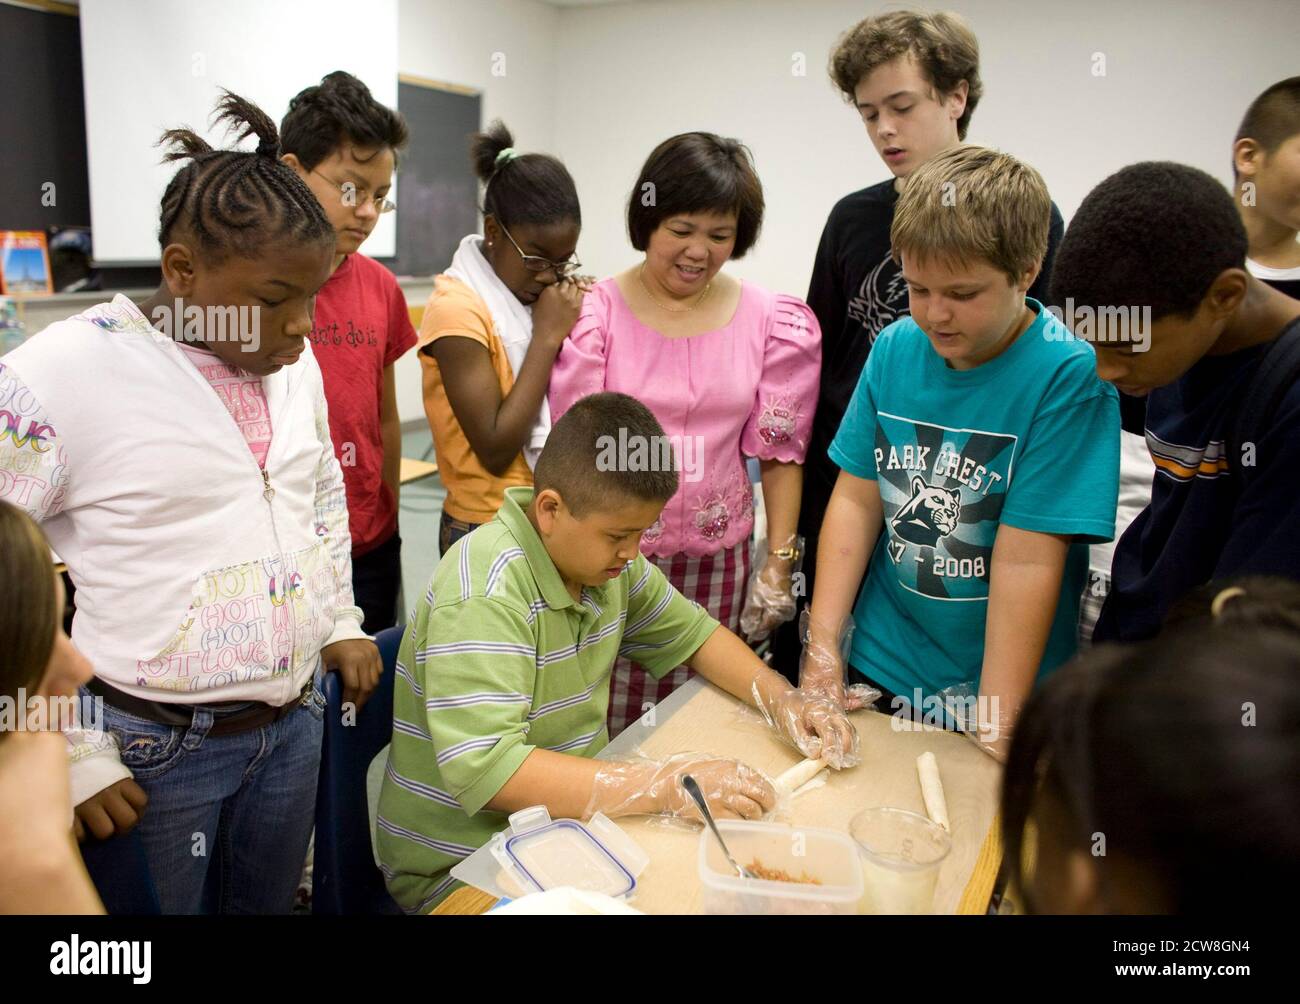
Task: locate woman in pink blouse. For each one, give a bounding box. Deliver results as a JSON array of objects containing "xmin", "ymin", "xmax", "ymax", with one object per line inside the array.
[{"xmin": 549, "ymin": 132, "xmax": 821, "ymax": 736}]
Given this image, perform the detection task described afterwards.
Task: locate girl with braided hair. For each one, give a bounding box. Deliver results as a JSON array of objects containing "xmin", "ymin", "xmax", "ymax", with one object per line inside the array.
[{"xmin": 0, "ymin": 90, "xmax": 380, "ymax": 913}]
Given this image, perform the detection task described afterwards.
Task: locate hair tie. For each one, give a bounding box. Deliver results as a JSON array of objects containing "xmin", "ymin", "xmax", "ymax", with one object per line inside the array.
[
  {"xmin": 494, "ymin": 147, "xmax": 519, "ymax": 169},
  {"xmin": 1211, "ymin": 586, "xmax": 1247, "ymax": 619},
  {"xmin": 256, "ymin": 137, "xmax": 280, "ymax": 159}
]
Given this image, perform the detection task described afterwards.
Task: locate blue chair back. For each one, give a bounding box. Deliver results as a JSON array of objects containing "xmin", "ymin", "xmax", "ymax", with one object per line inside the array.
[
  {"xmin": 312, "ymin": 624, "xmax": 403, "ymax": 914},
  {"xmin": 80, "ymin": 828, "xmax": 161, "ymax": 915}
]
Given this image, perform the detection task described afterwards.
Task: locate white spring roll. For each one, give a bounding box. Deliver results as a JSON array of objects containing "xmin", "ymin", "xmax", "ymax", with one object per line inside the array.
[
  {"xmin": 790, "ymin": 772, "xmax": 829, "ymax": 798},
  {"xmin": 775, "ymin": 757, "xmax": 827, "ymax": 797},
  {"xmin": 916, "ymin": 751, "xmax": 950, "ymax": 832}
]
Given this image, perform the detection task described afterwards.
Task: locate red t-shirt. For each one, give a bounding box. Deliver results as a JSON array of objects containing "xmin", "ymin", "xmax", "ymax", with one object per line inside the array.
[{"xmin": 310, "ymin": 253, "xmax": 417, "ymax": 555}]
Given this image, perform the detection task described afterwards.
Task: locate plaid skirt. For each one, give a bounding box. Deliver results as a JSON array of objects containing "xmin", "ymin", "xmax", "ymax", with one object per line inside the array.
[{"xmin": 606, "ymin": 541, "xmax": 752, "ymax": 738}]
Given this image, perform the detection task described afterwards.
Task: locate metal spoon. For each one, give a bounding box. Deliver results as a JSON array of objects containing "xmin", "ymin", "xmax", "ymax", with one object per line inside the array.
[{"xmin": 681, "ymin": 775, "xmax": 755, "ymax": 880}]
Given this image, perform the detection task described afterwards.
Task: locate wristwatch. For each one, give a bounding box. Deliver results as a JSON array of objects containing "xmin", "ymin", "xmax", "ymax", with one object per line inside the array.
[{"xmin": 771, "ymin": 545, "xmax": 801, "ymax": 562}]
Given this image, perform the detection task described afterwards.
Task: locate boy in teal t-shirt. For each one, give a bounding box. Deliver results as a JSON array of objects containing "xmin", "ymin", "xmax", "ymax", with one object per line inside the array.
[{"xmin": 805, "ymin": 145, "xmax": 1119, "ymax": 755}]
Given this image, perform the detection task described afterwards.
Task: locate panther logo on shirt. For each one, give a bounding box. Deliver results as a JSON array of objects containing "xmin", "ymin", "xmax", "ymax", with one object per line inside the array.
[
  {"xmin": 891, "ymin": 477, "xmax": 961, "ymax": 547},
  {"xmin": 846, "ymin": 252, "xmax": 909, "ymax": 343},
  {"xmin": 875, "ymin": 412, "xmax": 1017, "ymax": 601}
]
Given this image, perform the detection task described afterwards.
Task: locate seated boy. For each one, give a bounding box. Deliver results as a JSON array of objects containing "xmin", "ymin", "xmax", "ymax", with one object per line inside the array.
[
  {"xmin": 803, "ymin": 144, "xmax": 1119, "ymax": 755},
  {"xmin": 1233, "ymin": 77, "xmax": 1300, "ymax": 300},
  {"xmin": 1051, "ymin": 161, "xmax": 1300, "ymax": 643},
  {"xmin": 377, "ymin": 392, "xmax": 857, "ymax": 913}
]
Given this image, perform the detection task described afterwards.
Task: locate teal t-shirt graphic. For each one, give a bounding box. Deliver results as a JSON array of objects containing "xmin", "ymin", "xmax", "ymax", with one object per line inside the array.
[
  {"xmin": 876, "ymin": 414, "xmax": 1016, "ymax": 601},
  {"xmin": 829, "ymin": 299, "xmax": 1120, "ymax": 700}
]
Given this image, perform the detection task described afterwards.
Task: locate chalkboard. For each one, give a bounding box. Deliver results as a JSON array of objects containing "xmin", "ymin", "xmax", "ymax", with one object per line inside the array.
[
  {"xmin": 390, "ymin": 78, "xmax": 481, "ymax": 279},
  {"xmin": 0, "ymin": 2, "xmax": 91, "ymax": 233}
]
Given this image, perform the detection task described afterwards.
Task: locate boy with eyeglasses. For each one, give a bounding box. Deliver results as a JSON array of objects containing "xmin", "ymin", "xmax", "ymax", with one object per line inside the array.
[{"xmin": 281, "ymin": 71, "xmax": 417, "ymax": 636}]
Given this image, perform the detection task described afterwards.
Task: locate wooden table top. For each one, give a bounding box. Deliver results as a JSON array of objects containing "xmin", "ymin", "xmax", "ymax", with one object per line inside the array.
[
  {"xmin": 431, "ymin": 681, "xmax": 1003, "ymax": 915},
  {"xmin": 399, "ymin": 456, "xmax": 439, "ymax": 485}
]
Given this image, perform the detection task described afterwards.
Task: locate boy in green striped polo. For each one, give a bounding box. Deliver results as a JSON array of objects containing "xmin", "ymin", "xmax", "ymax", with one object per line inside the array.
[{"xmin": 378, "ymin": 393, "xmax": 859, "ymax": 912}]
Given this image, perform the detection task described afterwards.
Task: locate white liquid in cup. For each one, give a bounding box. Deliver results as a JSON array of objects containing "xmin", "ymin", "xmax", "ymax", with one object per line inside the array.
[
  {"xmin": 851, "ymin": 807, "xmax": 951, "ymax": 915},
  {"xmin": 858, "ymin": 851, "xmax": 942, "ymax": 914}
]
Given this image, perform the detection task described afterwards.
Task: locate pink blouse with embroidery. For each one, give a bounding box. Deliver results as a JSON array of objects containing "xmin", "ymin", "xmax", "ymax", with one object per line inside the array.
[{"xmin": 548, "ymin": 278, "xmax": 821, "ymax": 558}]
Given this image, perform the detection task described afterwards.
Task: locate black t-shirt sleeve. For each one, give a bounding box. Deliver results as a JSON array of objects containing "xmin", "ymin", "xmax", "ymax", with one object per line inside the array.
[
  {"xmin": 806, "ymin": 205, "xmax": 846, "ymax": 360},
  {"xmin": 1030, "ymin": 201, "xmax": 1066, "ymax": 309}
]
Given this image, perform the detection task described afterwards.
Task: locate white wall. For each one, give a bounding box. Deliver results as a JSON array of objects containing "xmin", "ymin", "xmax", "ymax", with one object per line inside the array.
[
  {"xmin": 552, "ymin": 0, "xmax": 1300, "ymax": 298},
  {"xmin": 79, "ymin": 0, "xmax": 400, "ymax": 263},
  {"xmin": 398, "ymin": 0, "xmax": 559, "ymax": 154},
  {"xmin": 394, "ymin": 0, "xmax": 560, "ymax": 422}
]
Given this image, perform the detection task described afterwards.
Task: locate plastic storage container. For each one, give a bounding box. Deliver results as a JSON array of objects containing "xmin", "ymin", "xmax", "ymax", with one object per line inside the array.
[
  {"xmin": 697, "ymin": 820, "xmax": 864, "ymax": 915},
  {"xmin": 487, "ymin": 806, "xmax": 648, "ymax": 900}
]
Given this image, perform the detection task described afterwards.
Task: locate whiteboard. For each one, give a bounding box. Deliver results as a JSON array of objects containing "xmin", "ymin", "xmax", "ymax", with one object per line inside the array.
[{"xmin": 79, "ymin": 0, "xmax": 398, "ymax": 264}]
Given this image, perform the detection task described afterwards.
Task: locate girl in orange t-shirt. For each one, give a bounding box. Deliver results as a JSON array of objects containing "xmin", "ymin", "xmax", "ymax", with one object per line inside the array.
[{"xmin": 419, "ymin": 121, "xmax": 588, "ymax": 553}]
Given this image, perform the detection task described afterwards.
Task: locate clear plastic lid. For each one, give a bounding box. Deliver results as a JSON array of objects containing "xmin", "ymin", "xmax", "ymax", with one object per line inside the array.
[{"xmin": 490, "ymin": 807, "xmax": 647, "ymax": 899}]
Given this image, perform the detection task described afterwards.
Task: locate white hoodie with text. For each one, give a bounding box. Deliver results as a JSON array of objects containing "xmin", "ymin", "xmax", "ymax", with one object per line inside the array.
[{"xmin": 0, "ymin": 295, "xmax": 366, "ymax": 802}]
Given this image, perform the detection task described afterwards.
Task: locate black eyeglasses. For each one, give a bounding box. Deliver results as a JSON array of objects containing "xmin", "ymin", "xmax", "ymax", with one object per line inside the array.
[{"xmin": 498, "ymin": 223, "xmax": 581, "ymax": 277}]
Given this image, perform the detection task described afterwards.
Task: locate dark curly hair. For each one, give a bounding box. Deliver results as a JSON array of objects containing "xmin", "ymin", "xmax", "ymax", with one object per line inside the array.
[
  {"xmin": 157, "ymin": 90, "xmax": 335, "ymax": 262},
  {"xmin": 626, "ymin": 132, "xmax": 764, "ymax": 259},
  {"xmin": 829, "ymin": 10, "xmax": 982, "ymax": 141},
  {"xmin": 280, "ymin": 70, "xmax": 409, "ymax": 170},
  {"xmin": 1050, "ymin": 162, "xmax": 1248, "ymax": 321}
]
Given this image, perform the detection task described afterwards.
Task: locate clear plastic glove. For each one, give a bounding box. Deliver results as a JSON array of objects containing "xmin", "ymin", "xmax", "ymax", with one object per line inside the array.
[
  {"xmin": 751, "ymin": 681, "xmax": 862, "ymax": 769},
  {"xmin": 933, "ymin": 682, "xmax": 1010, "ymax": 763},
  {"xmin": 739, "ymin": 535, "xmax": 802, "ymax": 643},
  {"xmin": 796, "ymin": 608, "xmax": 880, "ymax": 712},
  {"xmin": 583, "ymin": 753, "xmax": 776, "ymax": 822}
]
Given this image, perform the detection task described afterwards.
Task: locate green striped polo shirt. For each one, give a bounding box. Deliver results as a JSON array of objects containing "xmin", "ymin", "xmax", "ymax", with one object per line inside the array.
[{"xmin": 376, "ymin": 486, "xmax": 719, "ymax": 913}]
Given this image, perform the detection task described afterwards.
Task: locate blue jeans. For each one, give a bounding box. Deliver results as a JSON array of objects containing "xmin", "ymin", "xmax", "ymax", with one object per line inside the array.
[
  {"xmin": 438, "ymin": 509, "xmax": 480, "ymax": 557},
  {"xmin": 97, "ymin": 682, "xmax": 325, "ymax": 914}
]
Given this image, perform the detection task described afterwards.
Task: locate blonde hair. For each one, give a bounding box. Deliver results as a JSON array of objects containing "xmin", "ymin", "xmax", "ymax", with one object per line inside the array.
[
  {"xmin": 890, "ymin": 143, "xmax": 1050, "ymax": 284},
  {"xmin": 829, "ymin": 10, "xmax": 983, "ymax": 140}
]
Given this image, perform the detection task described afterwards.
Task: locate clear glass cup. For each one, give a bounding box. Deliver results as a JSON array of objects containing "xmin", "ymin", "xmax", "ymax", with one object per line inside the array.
[{"xmin": 850, "ymin": 806, "xmax": 952, "ymax": 915}]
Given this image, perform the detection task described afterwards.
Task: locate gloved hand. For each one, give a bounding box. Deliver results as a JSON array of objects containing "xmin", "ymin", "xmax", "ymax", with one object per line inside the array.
[
  {"xmin": 797, "ymin": 608, "xmax": 880, "ymax": 712},
  {"xmin": 583, "ymin": 754, "xmax": 777, "ymax": 822},
  {"xmin": 934, "ymin": 682, "xmax": 1011, "ymax": 763},
  {"xmin": 751, "ymin": 681, "xmax": 862, "ymax": 769},
  {"xmin": 739, "ymin": 536, "xmax": 802, "ymax": 643}
]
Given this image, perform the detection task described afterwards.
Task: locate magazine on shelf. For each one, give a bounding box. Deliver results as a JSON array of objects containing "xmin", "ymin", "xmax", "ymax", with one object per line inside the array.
[{"xmin": 0, "ymin": 230, "xmax": 54, "ymax": 295}]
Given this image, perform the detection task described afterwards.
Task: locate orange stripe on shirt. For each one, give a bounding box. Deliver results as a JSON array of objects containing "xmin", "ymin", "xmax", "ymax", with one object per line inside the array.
[{"xmin": 1151, "ymin": 453, "xmax": 1230, "ymax": 479}]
